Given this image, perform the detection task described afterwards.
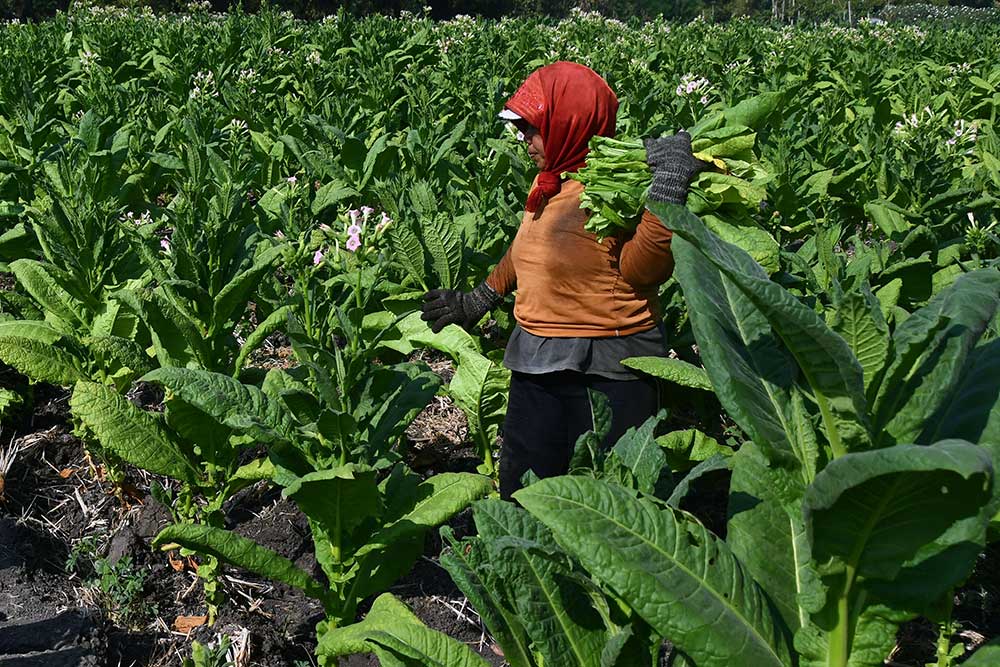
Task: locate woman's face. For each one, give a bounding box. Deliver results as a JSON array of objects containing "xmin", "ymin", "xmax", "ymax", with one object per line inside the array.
[{"xmin": 513, "ymin": 119, "xmax": 545, "ymax": 170}]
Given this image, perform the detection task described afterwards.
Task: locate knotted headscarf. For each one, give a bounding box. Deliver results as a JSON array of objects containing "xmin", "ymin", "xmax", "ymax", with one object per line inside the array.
[{"xmin": 504, "ymin": 62, "xmax": 619, "ymax": 213}]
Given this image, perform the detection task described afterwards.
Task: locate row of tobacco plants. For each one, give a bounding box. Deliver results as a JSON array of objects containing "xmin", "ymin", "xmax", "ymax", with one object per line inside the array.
[{"xmin": 0, "ymin": 6, "xmax": 998, "ymax": 666}]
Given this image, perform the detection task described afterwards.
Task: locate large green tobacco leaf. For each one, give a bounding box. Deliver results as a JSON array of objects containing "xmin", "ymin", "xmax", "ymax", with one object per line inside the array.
[
  {"xmin": 610, "ymin": 412, "xmax": 668, "ymax": 495},
  {"xmin": 652, "ymin": 201, "xmax": 869, "ymax": 458},
  {"xmin": 473, "ymin": 498, "xmax": 607, "ymax": 667},
  {"xmin": 439, "ymin": 526, "xmax": 533, "ymax": 667},
  {"xmin": 645, "ymin": 205, "xmax": 809, "ymax": 473},
  {"xmin": 358, "ymin": 473, "xmax": 492, "ymax": 559},
  {"xmin": 719, "ymin": 91, "xmax": 783, "ymax": 129},
  {"xmin": 871, "ymin": 271, "xmax": 1000, "ymax": 447},
  {"xmin": 9, "ymin": 258, "xmax": 89, "ymax": 332},
  {"xmin": 920, "ymin": 339, "xmax": 1000, "ymax": 446},
  {"xmin": 143, "ymin": 367, "xmax": 291, "ymax": 441},
  {"xmin": 375, "ymin": 310, "xmax": 482, "ymax": 358},
  {"xmin": 153, "ymin": 524, "xmax": 329, "ymax": 603},
  {"xmin": 0, "ymin": 320, "xmax": 62, "ymax": 344},
  {"xmin": 727, "ymin": 442, "xmax": 824, "ymax": 634},
  {"xmin": 0, "ymin": 337, "xmax": 84, "ymax": 385},
  {"xmin": 351, "ymin": 473, "xmax": 492, "ymax": 603},
  {"xmin": 827, "ymin": 288, "xmax": 889, "ymax": 393},
  {"xmin": 211, "ymin": 244, "xmax": 284, "ymax": 332},
  {"xmin": 353, "ymin": 363, "xmax": 441, "ymax": 456},
  {"xmin": 317, "ymin": 593, "xmax": 489, "ymax": 666},
  {"xmin": 516, "ymin": 477, "xmax": 793, "ymax": 667},
  {"xmin": 702, "ymin": 213, "xmax": 781, "ymax": 275},
  {"xmin": 116, "ymin": 288, "xmax": 206, "ymax": 369},
  {"xmin": 448, "ymin": 347, "xmax": 510, "ymax": 471},
  {"xmin": 232, "ymin": 304, "xmax": 293, "ymax": 376},
  {"xmin": 86, "ymin": 335, "xmax": 155, "ymax": 388},
  {"xmin": 282, "ymin": 465, "xmax": 381, "ymax": 543},
  {"xmin": 620, "ymin": 356, "xmax": 713, "ymax": 392},
  {"xmin": 803, "ymin": 440, "xmax": 993, "ymax": 605},
  {"xmin": 70, "ymin": 381, "xmax": 198, "ymax": 483}
]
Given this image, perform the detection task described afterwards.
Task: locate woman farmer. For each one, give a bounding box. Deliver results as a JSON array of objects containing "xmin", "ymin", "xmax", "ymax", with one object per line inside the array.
[{"xmin": 421, "ymin": 61, "xmax": 704, "ymax": 500}]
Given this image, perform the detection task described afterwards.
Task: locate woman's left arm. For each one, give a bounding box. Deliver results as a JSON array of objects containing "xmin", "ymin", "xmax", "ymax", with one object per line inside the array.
[
  {"xmin": 618, "ymin": 209, "xmax": 674, "ymax": 288},
  {"xmin": 619, "ymin": 129, "xmax": 706, "ymax": 289}
]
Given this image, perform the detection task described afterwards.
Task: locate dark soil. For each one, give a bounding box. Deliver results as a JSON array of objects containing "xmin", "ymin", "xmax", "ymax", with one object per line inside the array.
[{"xmin": 0, "ymin": 369, "xmax": 505, "ymax": 667}]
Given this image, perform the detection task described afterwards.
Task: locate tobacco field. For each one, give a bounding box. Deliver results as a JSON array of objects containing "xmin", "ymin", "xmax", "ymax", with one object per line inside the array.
[{"xmin": 1, "ymin": 4, "xmax": 999, "ymax": 666}]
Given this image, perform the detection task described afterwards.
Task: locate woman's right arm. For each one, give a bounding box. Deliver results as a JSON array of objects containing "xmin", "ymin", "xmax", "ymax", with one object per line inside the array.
[{"xmin": 485, "ymin": 246, "xmax": 516, "ymax": 296}]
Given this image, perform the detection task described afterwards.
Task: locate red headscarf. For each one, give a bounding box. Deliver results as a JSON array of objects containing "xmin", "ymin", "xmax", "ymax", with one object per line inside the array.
[{"xmin": 504, "ymin": 62, "xmax": 619, "ymax": 213}]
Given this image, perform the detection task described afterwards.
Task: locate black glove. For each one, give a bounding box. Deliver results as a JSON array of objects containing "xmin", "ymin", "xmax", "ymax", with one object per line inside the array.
[
  {"xmin": 643, "ymin": 131, "xmax": 709, "ymax": 204},
  {"xmin": 421, "ymin": 282, "xmax": 501, "ymax": 333}
]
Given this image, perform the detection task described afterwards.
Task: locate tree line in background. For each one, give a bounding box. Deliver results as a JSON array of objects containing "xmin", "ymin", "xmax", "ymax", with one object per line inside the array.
[{"xmin": 0, "ymin": 0, "xmax": 997, "ymax": 22}]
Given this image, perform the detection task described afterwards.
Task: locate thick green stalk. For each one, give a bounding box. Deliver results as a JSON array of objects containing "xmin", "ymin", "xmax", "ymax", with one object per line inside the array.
[
  {"xmin": 935, "ymin": 594, "xmax": 956, "ymax": 667},
  {"xmin": 828, "ymin": 565, "xmax": 855, "ymax": 667}
]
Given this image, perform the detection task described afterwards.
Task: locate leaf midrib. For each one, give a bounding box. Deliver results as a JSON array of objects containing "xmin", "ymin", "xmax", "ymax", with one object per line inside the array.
[{"xmin": 535, "ymin": 487, "xmax": 786, "ymax": 666}]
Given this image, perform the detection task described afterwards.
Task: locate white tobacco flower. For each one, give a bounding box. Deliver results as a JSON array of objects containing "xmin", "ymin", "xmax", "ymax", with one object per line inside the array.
[{"xmin": 80, "ymin": 49, "xmax": 99, "ymax": 68}]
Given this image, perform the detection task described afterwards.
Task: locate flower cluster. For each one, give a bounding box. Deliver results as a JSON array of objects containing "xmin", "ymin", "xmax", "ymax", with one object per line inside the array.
[
  {"xmin": 80, "ymin": 48, "xmax": 99, "ymax": 69},
  {"xmin": 306, "ymin": 50, "xmax": 321, "ymax": 65},
  {"xmin": 185, "ymin": 0, "xmax": 212, "ymax": 13},
  {"xmin": 945, "ymin": 119, "xmax": 978, "ymax": 151},
  {"xmin": 226, "ymin": 118, "xmax": 248, "ymax": 137},
  {"xmin": 308, "ymin": 206, "xmax": 393, "ymax": 267},
  {"xmin": 120, "ymin": 210, "xmax": 153, "ymax": 226},
  {"xmin": 892, "ymin": 107, "xmax": 979, "ymax": 154},
  {"xmin": 190, "ymin": 70, "xmax": 218, "ymax": 100},
  {"xmin": 893, "ymin": 108, "xmax": 929, "ymax": 137},
  {"xmin": 676, "ymin": 74, "xmax": 712, "ymax": 106}
]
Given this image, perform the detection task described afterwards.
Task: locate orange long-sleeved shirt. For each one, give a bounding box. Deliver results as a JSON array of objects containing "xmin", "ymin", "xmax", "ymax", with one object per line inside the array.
[{"xmin": 485, "ymin": 178, "xmax": 674, "ymax": 337}]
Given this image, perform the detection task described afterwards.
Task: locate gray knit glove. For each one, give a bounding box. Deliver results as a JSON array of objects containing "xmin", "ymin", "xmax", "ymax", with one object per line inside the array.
[
  {"xmin": 421, "ymin": 282, "xmax": 501, "ymax": 333},
  {"xmin": 644, "ymin": 131, "xmax": 709, "ymax": 204}
]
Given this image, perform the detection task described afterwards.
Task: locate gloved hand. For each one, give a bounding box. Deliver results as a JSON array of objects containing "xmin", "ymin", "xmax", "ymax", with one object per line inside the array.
[
  {"xmin": 421, "ymin": 282, "xmax": 501, "ymax": 333},
  {"xmin": 643, "ymin": 131, "xmax": 710, "ymax": 204}
]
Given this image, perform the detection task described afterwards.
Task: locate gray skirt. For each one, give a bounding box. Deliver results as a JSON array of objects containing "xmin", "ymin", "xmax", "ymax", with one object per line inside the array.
[{"xmin": 503, "ymin": 323, "xmax": 668, "ymax": 380}]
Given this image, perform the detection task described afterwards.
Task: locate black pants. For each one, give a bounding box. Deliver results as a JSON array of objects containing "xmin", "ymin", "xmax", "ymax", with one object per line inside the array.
[{"xmin": 499, "ymin": 370, "xmax": 659, "ymax": 500}]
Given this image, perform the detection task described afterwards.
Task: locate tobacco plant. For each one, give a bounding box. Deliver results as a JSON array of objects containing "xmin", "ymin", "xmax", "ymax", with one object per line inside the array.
[
  {"xmin": 117, "ymin": 119, "xmax": 282, "ymax": 375},
  {"xmin": 377, "ymin": 311, "xmax": 509, "ymax": 477},
  {"xmin": 437, "ymin": 405, "xmax": 734, "ymax": 667},
  {"xmin": 69, "ymin": 377, "xmax": 274, "ymax": 622},
  {"xmin": 509, "ymin": 204, "xmax": 1000, "ymax": 667},
  {"xmin": 0, "ymin": 113, "xmax": 152, "ymax": 391},
  {"xmin": 144, "ymin": 320, "xmax": 491, "ymax": 636}
]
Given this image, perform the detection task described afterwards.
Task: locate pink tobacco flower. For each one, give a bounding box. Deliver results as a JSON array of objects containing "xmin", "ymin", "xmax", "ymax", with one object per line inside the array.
[
  {"xmin": 347, "ymin": 224, "xmax": 362, "ymax": 236},
  {"xmin": 346, "ymin": 235, "xmax": 361, "ymax": 252},
  {"xmin": 313, "ymin": 249, "xmax": 324, "ymax": 265}
]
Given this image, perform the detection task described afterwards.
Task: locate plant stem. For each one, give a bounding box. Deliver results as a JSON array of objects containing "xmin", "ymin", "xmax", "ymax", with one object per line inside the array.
[
  {"xmin": 936, "ymin": 594, "xmax": 955, "ymax": 667},
  {"xmin": 828, "ymin": 564, "xmax": 857, "ymax": 667}
]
